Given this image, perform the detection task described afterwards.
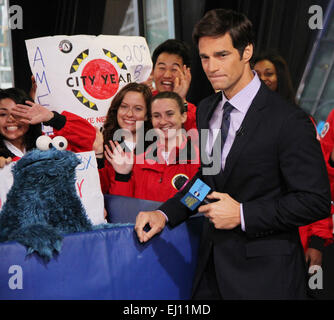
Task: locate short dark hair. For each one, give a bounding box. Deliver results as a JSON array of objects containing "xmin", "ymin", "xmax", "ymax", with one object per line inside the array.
[
  {"xmin": 0, "ymin": 88, "xmax": 42, "ymax": 153},
  {"xmin": 152, "ymin": 39, "xmax": 191, "ymax": 68},
  {"xmin": 192, "ymin": 8, "xmax": 255, "ymax": 58},
  {"xmin": 252, "ymin": 51, "xmax": 296, "ymax": 105},
  {"xmin": 151, "ymin": 91, "xmax": 186, "ymax": 116}
]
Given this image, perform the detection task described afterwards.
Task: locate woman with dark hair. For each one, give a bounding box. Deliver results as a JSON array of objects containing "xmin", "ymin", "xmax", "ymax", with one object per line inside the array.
[
  {"xmin": 102, "ymin": 82, "xmax": 152, "ymax": 153},
  {"xmin": 0, "ymin": 87, "xmax": 97, "ymax": 166},
  {"xmin": 100, "ymin": 90, "xmax": 199, "ymax": 202},
  {"xmin": 98, "ymin": 82, "xmax": 153, "ymax": 195},
  {"xmin": 253, "ymin": 51, "xmax": 296, "ymax": 104}
]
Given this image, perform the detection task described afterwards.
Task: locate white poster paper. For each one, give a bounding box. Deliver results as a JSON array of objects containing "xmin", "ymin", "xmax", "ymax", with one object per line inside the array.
[{"xmin": 25, "ymin": 35, "xmax": 152, "ymax": 128}]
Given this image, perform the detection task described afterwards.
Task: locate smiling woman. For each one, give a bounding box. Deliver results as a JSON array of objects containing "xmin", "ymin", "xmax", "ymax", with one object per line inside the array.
[
  {"xmin": 99, "ymin": 90, "xmax": 200, "ymax": 203},
  {"xmin": 151, "ymin": 91, "xmax": 187, "ymax": 147},
  {"xmin": 0, "ymin": 87, "xmax": 97, "ymax": 167},
  {"xmin": 0, "ymin": 97, "xmax": 30, "ymax": 152}
]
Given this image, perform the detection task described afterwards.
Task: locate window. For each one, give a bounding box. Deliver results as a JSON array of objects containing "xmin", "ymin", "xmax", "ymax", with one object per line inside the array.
[
  {"xmin": 0, "ymin": 0, "xmax": 14, "ymax": 88},
  {"xmin": 102, "ymin": 0, "xmax": 175, "ymax": 54},
  {"xmin": 297, "ymin": 1, "xmax": 334, "ymax": 130},
  {"xmin": 143, "ymin": 0, "xmax": 175, "ymax": 53}
]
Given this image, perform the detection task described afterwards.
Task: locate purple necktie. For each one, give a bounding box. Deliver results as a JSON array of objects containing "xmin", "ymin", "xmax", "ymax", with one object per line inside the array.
[{"xmin": 211, "ymin": 101, "xmax": 234, "ymax": 156}]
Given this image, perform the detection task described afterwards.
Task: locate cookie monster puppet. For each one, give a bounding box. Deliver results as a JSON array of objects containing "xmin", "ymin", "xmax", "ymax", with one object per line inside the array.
[{"xmin": 0, "ymin": 135, "xmax": 100, "ymax": 261}]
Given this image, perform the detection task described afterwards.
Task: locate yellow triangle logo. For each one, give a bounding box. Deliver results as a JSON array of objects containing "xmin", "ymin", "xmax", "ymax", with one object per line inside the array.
[
  {"xmin": 89, "ymin": 102, "xmax": 95, "ymax": 109},
  {"xmin": 118, "ymin": 62, "xmax": 123, "ymax": 68},
  {"xmin": 82, "ymin": 52, "xmax": 88, "ymax": 59},
  {"xmin": 72, "ymin": 64, "xmax": 79, "ymax": 71},
  {"xmin": 76, "ymin": 91, "xmax": 83, "ymax": 98},
  {"xmin": 83, "ymin": 97, "xmax": 88, "ymax": 103},
  {"xmin": 76, "ymin": 58, "xmax": 82, "ymax": 64}
]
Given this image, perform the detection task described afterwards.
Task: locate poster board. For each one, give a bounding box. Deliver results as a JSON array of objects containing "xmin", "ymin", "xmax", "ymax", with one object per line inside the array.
[{"xmin": 25, "ymin": 35, "xmax": 152, "ymax": 129}]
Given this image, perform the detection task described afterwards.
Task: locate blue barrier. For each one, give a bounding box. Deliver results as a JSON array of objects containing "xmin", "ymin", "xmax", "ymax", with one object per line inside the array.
[
  {"xmin": 104, "ymin": 194, "xmax": 163, "ymax": 223},
  {"xmin": 0, "ymin": 195, "xmax": 203, "ymax": 300}
]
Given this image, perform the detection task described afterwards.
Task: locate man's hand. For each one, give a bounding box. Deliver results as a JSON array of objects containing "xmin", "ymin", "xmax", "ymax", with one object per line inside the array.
[
  {"xmin": 11, "ymin": 101, "xmax": 54, "ymax": 124},
  {"xmin": 0, "ymin": 156, "xmax": 12, "ymax": 168},
  {"xmin": 198, "ymin": 192, "xmax": 241, "ymax": 229},
  {"xmin": 135, "ymin": 210, "xmax": 166, "ymax": 243},
  {"xmin": 305, "ymin": 247, "xmax": 322, "ymax": 268}
]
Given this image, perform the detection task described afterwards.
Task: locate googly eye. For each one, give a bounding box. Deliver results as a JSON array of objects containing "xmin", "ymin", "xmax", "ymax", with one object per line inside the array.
[
  {"xmin": 36, "ymin": 135, "xmax": 53, "ymax": 151},
  {"xmin": 52, "ymin": 136, "xmax": 68, "ymax": 151}
]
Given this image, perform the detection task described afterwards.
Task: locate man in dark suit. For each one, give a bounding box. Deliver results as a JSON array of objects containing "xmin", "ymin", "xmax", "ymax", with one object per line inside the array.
[{"xmin": 134, "ymin": 9, "xmax": 331, "ymax": 299}]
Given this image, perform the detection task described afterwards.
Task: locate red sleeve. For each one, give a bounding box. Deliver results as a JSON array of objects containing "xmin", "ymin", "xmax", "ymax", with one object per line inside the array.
[
  {"xmin": 183, "ymin": 102, "xmax": 197, "ymax": 132},
  {"xmin": 299, "ymin": 112, "xmax": 334, "ymax": 250},
  {"xmin": 309, "ymin": 216, "xmax": 333, "ymax": 243},
  {"xmin": 304, "ymin": 109, "xmax": 334, "ymax": 245},
  {"xmin": 321, "ymin": 109, "xmax": 334, "ymax": 198},
  {"xmin": 98, "ymin": 160, "xmax": 135, "ymax": 197},
  {"xmin": 53, "ymin": 111, "xmax": 96, "ymax": 153}
]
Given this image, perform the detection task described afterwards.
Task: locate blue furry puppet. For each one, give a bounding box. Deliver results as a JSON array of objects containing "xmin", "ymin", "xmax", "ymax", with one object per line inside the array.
[{"xmin": 0, "ymin": 136, "xmax": 94, "ymax": 261}]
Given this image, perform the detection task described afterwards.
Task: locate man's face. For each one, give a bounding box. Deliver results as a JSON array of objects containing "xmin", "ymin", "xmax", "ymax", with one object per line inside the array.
[
  {"xmin": 152, "ymin": 53, "xmax": 184, "ymax": 92},
  {"xmin": 198, "ymin": 33, "xmax": 252, "ymax": 99}
]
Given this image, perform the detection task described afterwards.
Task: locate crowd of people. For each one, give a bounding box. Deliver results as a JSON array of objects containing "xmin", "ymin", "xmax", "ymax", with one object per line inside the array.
[{"xmin": 0, "ymin": 8, "xmax": 333, "ymax": 300}]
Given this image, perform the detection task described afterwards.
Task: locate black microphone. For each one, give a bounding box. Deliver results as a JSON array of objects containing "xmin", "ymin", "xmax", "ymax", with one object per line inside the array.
[{"xmin": 174, "ymin": 175, "xmax": 216, "ymax": 210}]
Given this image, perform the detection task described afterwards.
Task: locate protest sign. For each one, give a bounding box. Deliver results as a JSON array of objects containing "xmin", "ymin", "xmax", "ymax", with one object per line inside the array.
[
  {"xmin": 25, "ymin": 35, "xmax": 152, "ymax": 129},
  {"xmin": 0, "ymin": 151, "xmax": 105, "ymax": 226}
]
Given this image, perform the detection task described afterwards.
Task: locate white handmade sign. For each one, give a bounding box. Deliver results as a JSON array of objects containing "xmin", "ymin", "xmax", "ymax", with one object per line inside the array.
[
  {"xmin": 25, "ymin": 35, "xmax": 153, "ymax": 128},
  {"xmin": 0, "ymin": 151, "xmax": 105, "ymax": 226}
]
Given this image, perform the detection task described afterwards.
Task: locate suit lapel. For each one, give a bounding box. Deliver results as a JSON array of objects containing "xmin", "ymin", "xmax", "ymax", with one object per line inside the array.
[
  {"xmin": 215, "ymin": 84, "xmax": 269, "ymax": 190},
  {"xmin": 198, "ymin": 92, "xmax": 222, "ymax": 130}
]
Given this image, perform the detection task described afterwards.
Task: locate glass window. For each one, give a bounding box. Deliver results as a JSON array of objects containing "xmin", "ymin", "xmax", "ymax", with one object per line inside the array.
[
  {"xmin": 0, "ymin": 0, "xmax": 14, "ymax": 88},
  {"xmin": 143, "ymin": 0, "xmax": 175, "ymax": 53},
  {"xmin": 297, "ymin": 2, "xmax": 334, "ymax": 128},
  {"xmin": 102, "ymin": 0, "xmax": 174, "ymax": 54}
]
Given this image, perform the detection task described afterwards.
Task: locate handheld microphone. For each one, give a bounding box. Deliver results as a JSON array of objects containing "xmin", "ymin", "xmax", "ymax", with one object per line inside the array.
[{"xmin": 174, "ymin": 175, "xmax": 216, "ymax": 210}]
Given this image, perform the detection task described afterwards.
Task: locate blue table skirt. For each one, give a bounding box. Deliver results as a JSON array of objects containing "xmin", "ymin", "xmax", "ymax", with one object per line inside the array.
[{"xmin": 0, "ymin": 212, "xmax": 203, "ymax": 300}]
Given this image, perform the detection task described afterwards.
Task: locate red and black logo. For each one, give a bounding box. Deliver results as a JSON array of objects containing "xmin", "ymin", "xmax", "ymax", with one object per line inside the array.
[{"xmin": 65, "ymin": 48, "xmax": 131, "ymax": 111}]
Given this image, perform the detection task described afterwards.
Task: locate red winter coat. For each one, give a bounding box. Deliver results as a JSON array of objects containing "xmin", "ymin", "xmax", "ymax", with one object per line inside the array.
[
  {"xmin": 7, "ymin": 111, "xmax": 96, "ymax": 161},
  {"xmin": 299, "ymin": 113, "xmax": 334, "ymax": 251},
  {"xmin": 99, "ymin": 135, "xmax": 200, "ymax": 202}
]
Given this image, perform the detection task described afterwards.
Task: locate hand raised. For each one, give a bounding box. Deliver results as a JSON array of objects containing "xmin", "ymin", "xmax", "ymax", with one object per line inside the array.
[
  {"xmin": 11, "ymin": 100, "xmax": 54, "ymax": 124},
  {"xmin": 173, "ymin": 65, "xmax": 191, "ymax": 101},
  {"xmin": 104, "ymin": 140, "xmax": 134, "ymax": 174}
]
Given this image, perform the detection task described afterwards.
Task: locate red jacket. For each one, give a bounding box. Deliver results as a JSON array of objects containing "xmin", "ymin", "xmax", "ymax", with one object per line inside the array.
[
  {"xmin": 99, "ymin": 135, "xmax": 200, "ymax": 202},
  {"xmin": 299, "ymin": 113, "xmax": 334, "ymax": 251},
  {"xmin": 50, "ymin": 111, "xmax": 96, "ymax": 153},
  {"xmin": 8, "ymin": 111, "xmax": 96, "ymax": 162}
]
